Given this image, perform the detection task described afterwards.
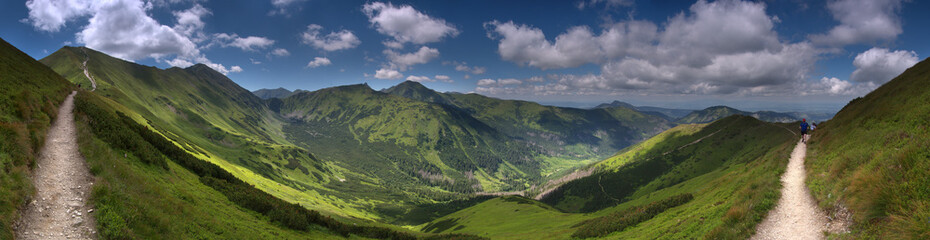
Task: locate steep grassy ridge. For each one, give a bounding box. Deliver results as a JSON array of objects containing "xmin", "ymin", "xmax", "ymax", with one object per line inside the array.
[
  {"xmin": 40, "ymin": 47, "xmax": 368, "ymax": 218},
  {"xmin": 0, "ymin": 37, "xmax": 74, "ymax": 239},
  {"xmin": 805, "ymin": 58, "xmax": 930, "ymax": 238},
  {"xmin": 542, "ymin": 115, "xmax": 794, "ymax": 213},
  {"xmin": 425, "ymin": 115, "xmax": 798, "ymax": 239}
]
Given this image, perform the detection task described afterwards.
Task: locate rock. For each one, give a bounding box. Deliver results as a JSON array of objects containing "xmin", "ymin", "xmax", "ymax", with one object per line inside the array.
[{"xmin": 88, "ymin": 209, "xmax": 94, "ymax": 213}]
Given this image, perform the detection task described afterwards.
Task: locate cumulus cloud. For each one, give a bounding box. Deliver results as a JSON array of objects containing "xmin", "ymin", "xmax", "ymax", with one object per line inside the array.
[
  {"xmin": 269, "ymin": 0, "xmax": 307, "ymax": 16},
  {"xmin": 230, "ymin": 36, "xmax": 274, "ymax": 51},
  {"xmin": 301, "ymin": 24, "xmax": 361, "ymax": 51},
  {"xmin": 24, "ymin": 0, "xmax": 93, "ymax": 32},
  {"xmin": 485, "ymin": 20, "xmax": 658, "ymax": 69},
  {"xmin": 374, "ymin": 68, "xmax": 403, "ymax": 79},
  {"xmin": 384, "ymin": 46, "xmax": 439, "ymax": 71},
  {"xmin": 476, "ymin": 78, "xmax": 522, "ymax": 86},
  {"xmin": 306, "ymin": 57, "xmax": 332, "ymax": 68},
  {"xmin": 406, "ymin": 75, "xmax": 433, "ymax": 82},
  {"xmin": 446, "ymin": 61, "xmax": 486, "ymax": 75},
  {"xmin": 172, "ymin": 3, "xmax": 210, "ymax": 42},
  {"xmin": 481, "ymin": 0, "xmax": 821, "ymax": 96},
  {"xmin": 851, "ymin": 47, "xmax": 918, "ymax": 83},
  {"xmin": 270, "ymin": 48, "xmax": 290, "ymax": 57},
  {"xmin": 26, "ymin": 0, "xmax": 251, "ymax": 75},
  {"xmin": 434, "ymin": 75, "xmax": 453, "ymax": 83},
  {"xmin": 809, "ymin": 0, "xmax": 905, "ymax": 46},
  {"xmin": 362, "ymin": 2, "xmax": 459, "ymax": 45}
]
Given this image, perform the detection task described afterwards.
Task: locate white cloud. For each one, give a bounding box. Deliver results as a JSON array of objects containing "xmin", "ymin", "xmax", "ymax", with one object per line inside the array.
[
  {"xmin": 476, "ymin": 78, "xmax": 522, "ymax": 86},
  {"xmin": 219, "ymin": 34, "xmax": 274, "ymax": 51},
  {"xmin": 374, "ymin": 68, "xmax": 403, "ymax": 79},
  {"xmin": 250, "ymin": 58, "xmax": 262, "ymax": 64},
  {"xmin": 172, "ymin": 4, "xmax": 210, "ymax": 42},
  {"xmin": 24, "ymin": 0, "xmax": 93, "ymax": 32},
  {"xmin": 434, "ymin": 75, "xmax": 452, "ymax": 83},
  {"xmin": 384, "ymin": 46, "xmax": 439, "ymax": 71},
  {"xmin": 77, "ymin": 0, "xmax": 199, "ymax": 61},
  {"xmin": 362, "ymin": 2, "xmax": 459, "ymax": 45},
  {"xmin": 306, "ymin": 57, "xmax": 332, "ymax": 68},
  {"xmin": 481, "ymin": 0, "xmax": 820, "ymax": 97},
  {"xmin": 485, "ymin": 20, "xmax": 659, "ymax": 69},
  {"xmin": 301, "ymin": 24, "xmax": 361, "ymax": 51},
  {"xmin": 25, "ymin": 0, "xmax": 257, "ymax": 75},
  {"xmin": 447, "ymin": 61, "xmax": 486, "ymax": 75},
  {"xmin": 851, "ymin": 47, "xmax": 918, "ymax": 83},
  {"xmin": 271, "ymin": 48, "xmax": 290, "ymax": 57},
  {"xmin": 406, "ymin": 75, "xmax": 433, "ymax": 82},
  {"xmin": 809, "ymin": 0, "xmax": 905, "ymax": 46},
  {"xmin": 269, "ymin": 0, "xmax": 306, "ymax": 16}
]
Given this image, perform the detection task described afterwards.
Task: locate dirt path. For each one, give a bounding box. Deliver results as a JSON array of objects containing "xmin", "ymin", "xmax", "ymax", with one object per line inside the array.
[
  {"xmin": 752, "ymin": 140, "xmax": 826, "ymax": 240},
  {"xmin": 81, "ymin": 48, "xmax": 96, "ymax": 91},
  {"xmin": 13, "ymin": 91, "xmax": 96, "ymax": 239}
]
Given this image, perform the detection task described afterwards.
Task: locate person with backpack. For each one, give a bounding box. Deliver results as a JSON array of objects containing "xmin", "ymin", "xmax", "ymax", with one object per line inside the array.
[{"xmin": 800, "ymin": 119, "xmax": 810, "ymax": 143}]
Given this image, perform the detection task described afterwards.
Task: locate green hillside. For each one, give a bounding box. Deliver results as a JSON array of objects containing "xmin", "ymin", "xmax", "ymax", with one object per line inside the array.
[
  {"xmin": 424, "ymin": 115, "xmax": 799, "ymax": 239},
  {"xmin": 40, "ymin": 47, "xmax": 371, "ymax": 219},
  {"xmin": 805, "ymin": 57, "xmax": 930, "ymax": 238},
  {"xmin": 676, "ymin": 106, "xmax": 795, "ymax": 124},
  {"xmin": 254, "ymin": 87, "xmax": 299, "ymax": 100},
  {"xmin": 0, "ymin": 37, "xmax": 74, "ymax": 239}
]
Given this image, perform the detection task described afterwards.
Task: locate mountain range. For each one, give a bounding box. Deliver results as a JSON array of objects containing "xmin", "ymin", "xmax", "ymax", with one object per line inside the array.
[{"xmin": 3, "ymin": 38, "xmax": 927, "ymax": 239}]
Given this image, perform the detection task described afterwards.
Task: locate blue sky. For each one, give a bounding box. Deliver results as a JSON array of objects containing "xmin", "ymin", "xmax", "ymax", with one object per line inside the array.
[{"xmin": 2, "ymin": 0, "xmax": 928, "ymax": 111}]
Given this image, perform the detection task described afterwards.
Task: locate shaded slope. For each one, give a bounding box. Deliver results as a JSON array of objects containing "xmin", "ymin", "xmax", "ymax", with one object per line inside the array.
[
  {"xmin": 677, "ymin": 106, "xmax": 795, "ymax": 124},
  {"xmin": 0, "ymin": 37, "xmax": 74, "ymax": 239},
  {"xmin": 253, "ymin": 87, "xmax": 297, "ymax": 100},
  {"xmin": 805, "ymin": 57, "xmax": 930, "ymax": 238}
]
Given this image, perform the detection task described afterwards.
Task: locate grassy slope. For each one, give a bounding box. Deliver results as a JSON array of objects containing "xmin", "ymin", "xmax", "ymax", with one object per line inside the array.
[
  {"xmin": 0, "ymin": 37, "xmax": 74, "ymax": 239},
  {"xmin": 805, "ymin": 58, "xmax": 930, "ymax": 238},
  {"xmin": 39, "ymin": 47, "xmax": 371, "ymax": 219},
  {"xmin": 426, "ymin": 115, "xmax": 797, "ymax": 239},
  {"xmin": 280, "ymin": 85, "xmax": 533, "ymax": 221},
  {"xmin": 676, "ymin": 106, "xmax": 795, "ymax": 124},
  {"xmin": 72, "ymin": 98, "xmax": 342, "ymax": 239}
]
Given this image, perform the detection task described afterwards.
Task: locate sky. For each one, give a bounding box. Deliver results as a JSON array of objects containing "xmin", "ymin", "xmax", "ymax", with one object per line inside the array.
[{"xmin": 2, "ymin": 0, "xmax": 928, "ymax": 112}]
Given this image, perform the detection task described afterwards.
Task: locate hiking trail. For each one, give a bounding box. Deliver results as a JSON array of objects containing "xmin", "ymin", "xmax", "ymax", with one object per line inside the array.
[
  {"xmin": 752, "ymin": 140, "xmax": 826, "ymax": 240},
  {"xmin": 81, "ymin": 48, "xmax": 96, "ymax": 91},
  {"xmin": 13, "ymin": 91, "xmax": 96, "ymax": 239}
]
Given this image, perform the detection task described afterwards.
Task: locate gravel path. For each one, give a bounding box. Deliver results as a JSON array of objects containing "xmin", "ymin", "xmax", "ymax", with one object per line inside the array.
[
  {"xmin": 14, "ymin": 91, "xmax": 96, "ymax": 239},
  {"xmin": 81, "ymin": 48, "xmax": 97, "ymax": 91},
  {"xmin": 752, "ymin": 140, "xmax": 826, "ymax": 240}
]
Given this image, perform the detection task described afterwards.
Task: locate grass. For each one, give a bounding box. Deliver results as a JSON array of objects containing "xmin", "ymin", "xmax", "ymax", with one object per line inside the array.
[
  {"xmin": 0, "ymin": 37, "xmax": 74, "ymax": 239},
  {"xmin": 805, "ymin": 57, "xmax": 930, "ymax": 239},
  {"xmin": 424, "ymin": 115, "xmax": 798, "ymax": 239}
]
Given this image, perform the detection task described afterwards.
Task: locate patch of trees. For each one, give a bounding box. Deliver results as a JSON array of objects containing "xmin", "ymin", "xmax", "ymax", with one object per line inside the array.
[{"xmin": 572, "ymin": 193, "xmax": 693, "ymax": 238}]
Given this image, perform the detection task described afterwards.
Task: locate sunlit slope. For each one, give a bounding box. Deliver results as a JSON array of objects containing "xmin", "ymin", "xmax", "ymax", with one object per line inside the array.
[
  {"xmin": 805, "ymin": 57, "xmax": 930, "ymax": 238},
  {"xmin": 384, "ymin": 81, "xmax": 672, "ymax": 180},
  {"xmin": 425, "ymin": 115, "xmax": 798, "ymax": 239},
  {"xmin": 39, "ymin": 47, "xmax": 364, "ymax": 218},
  {"xmin": 280, "ymin": 84, "xmax": 536, "ymax": 195},
  {"xmin": 0, "ymin": 37, "xmax": 74, "ymax": 239}
]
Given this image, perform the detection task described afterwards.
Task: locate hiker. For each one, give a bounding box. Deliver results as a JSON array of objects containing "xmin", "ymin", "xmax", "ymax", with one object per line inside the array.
[{"xmin": 800, "ymin": 119, "xmax": 810, "ymax": 143}]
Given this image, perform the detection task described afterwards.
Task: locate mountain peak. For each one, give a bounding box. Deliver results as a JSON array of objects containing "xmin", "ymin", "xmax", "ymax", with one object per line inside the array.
[
  {"xmin": 595, "ymin": 100, "xmax": 636, "ymax": 109},
  {"xmin": 383, "ymin": 80, "xmax": 450, "ymax": 104}
]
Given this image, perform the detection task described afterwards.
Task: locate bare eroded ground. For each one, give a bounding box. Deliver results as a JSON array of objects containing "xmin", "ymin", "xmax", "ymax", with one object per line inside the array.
[{"xmin": 14, "ymin": 91, "xmax": 96, "ymax": 239}]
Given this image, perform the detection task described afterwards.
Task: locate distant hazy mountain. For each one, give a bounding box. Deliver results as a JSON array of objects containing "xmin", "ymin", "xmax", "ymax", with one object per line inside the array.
[
  {"xmin": 253, "ymin": 87, "xmax": 297, "ymax": 99},
  {"xmin": 676, "ymin": 106, "xmax": 796, "ymax": 124},
  {"xmin": 594, "ymin": 100, "xmax": 636, "ymax": 109},
  {"xmin": 635, "ymin": 106, "xmax": 695, "ymax": 119}
]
